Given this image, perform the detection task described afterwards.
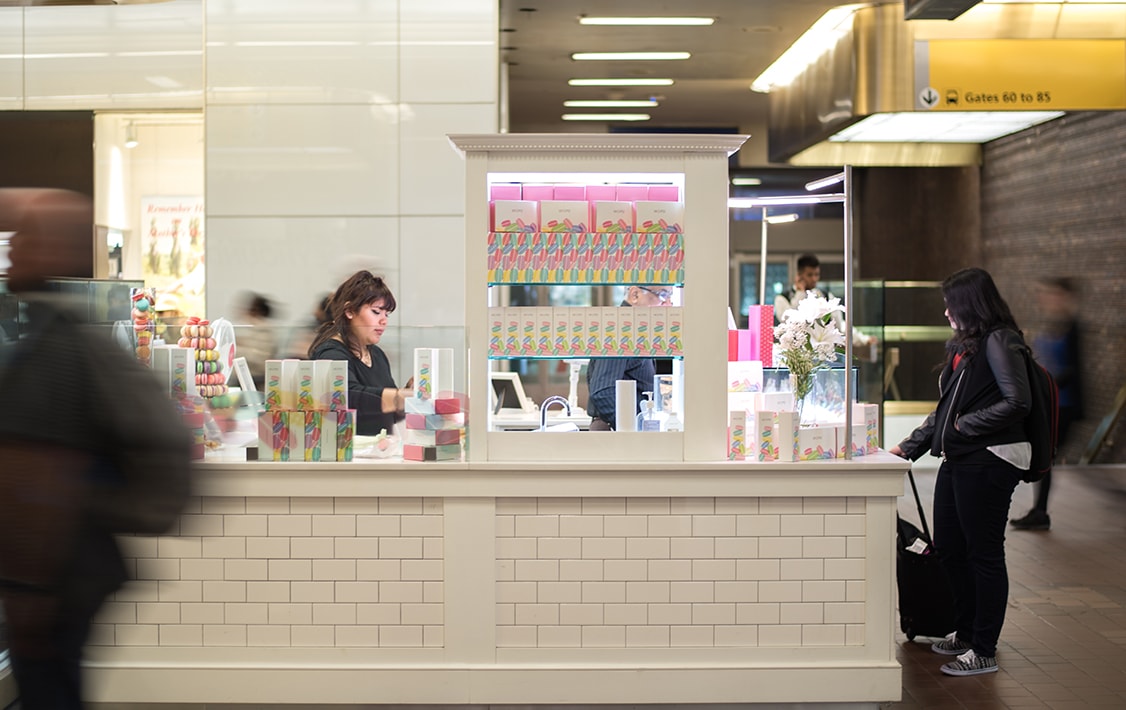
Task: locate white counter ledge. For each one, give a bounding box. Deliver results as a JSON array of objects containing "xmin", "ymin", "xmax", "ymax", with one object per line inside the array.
[
  {"xmin": 86, "ymin": 454, "xmax": 910, "ymax": 709},
  {"xmin": 190, "ymin": 452, "xmax": 909, "ymax": 498}
]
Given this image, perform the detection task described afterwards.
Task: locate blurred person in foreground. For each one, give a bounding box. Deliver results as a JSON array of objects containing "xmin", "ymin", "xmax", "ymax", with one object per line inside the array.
[
  {"xmin": 890, "ymin": 267, "xmax": 1032, "ymax": 678},
  {"xmin": 308, "ymin": 271, "xmax": 410, "ymax": 435},
  {"xmin": 586, "ymin": 284, "xmax": 673, "ymax": 430},
  {"xmin": 1009, "ymin": 277, "xmax": 1083, "ymax": 531},
  {"xmin": 0, "ymin": 189, "xmax": 190, "ymax": 709}
]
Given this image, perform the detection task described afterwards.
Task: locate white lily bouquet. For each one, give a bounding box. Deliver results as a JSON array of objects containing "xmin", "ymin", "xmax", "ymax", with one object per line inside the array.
[{"xmin": 773, "ymin": 293, "xmax": 847, "ymax": 411}]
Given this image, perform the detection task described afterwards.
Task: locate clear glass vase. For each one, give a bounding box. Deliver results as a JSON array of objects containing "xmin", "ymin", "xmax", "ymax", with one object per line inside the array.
[{"xmin": 790, "ymin": 373, "xmax": 815, "ymax": 427}]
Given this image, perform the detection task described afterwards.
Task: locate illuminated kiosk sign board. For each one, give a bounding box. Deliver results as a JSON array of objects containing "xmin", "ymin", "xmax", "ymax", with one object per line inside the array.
[{"xmin": 914, "ymin": 39, "xmax": 1126, "ymax": 112}]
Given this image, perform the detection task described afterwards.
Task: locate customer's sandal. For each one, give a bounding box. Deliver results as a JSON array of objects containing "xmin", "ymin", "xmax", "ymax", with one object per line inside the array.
[
  {"xmin": 931, "ymin": 631, "xmax": 973, "ymax": 656},
  {"xmin": 940, "ymin": 649, "xmax": 998, "ymax": 676}
]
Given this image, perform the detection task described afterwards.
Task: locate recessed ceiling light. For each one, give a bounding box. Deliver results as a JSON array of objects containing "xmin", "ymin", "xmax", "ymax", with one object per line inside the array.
[
  {"xmin": 564, "ymin": 99, "xmax": 658, "ymax": 108},
  {"xmin": 731, "ymin": 177, "xmax": 762, "ymax": 186},
  {"xmin": 579, "ymin": 17, "xmax": 715, "ymax": 26},
  {"xmin": 562, "ymin": 113, "xmax": 651, "ymax": 121},
  {"xmin": 572, "ymin": 52, "xmax": 691, "ymax": 61},
  {"xmin": 830, "ymin": 111, "xmax": 1065, "ymax": 143},
  {"xmin": 569, "ymin": 78, "xmax": 675, "ymax": 87}
]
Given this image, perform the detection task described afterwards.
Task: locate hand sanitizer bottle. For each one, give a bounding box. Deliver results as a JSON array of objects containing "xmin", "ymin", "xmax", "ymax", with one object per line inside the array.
[
  {"xmin": 638, "ymin": 392, "xmax": 663, "ymax": 431},
  {"xmin": 665, "ymin": 410, "xmax": 682, "ymax": 432}
]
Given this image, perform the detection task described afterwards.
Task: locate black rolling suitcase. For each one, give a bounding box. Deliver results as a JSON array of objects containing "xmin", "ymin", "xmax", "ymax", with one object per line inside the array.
[{"xmin": 896, "ymin": 467, "xmax": 956, "ymax": 641}]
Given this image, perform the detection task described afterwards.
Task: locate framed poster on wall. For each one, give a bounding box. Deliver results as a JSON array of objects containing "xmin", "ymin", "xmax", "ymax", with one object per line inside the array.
[{"xmin": 140, "ymin": 195, "xmax": 205, "ymax": 318}]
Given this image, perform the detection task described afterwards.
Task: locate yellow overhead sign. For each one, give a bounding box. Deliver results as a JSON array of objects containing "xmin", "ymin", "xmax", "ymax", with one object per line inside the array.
[{"xmin": 915, "ymin": 39, "xmax": 1126, "ymax": 111}]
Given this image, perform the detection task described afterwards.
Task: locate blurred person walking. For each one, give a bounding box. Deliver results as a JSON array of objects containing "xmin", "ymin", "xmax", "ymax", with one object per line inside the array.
[
  {"xmin": 890, "ymin": 267, "xmax": 1032, "ymax": 677},
  {"xmin": 234, "ymin": 291, "xmax": 279, "ymax": 388},
  {"xmin": 1010, "ymin": 277, "xmax": 1083, "ymax": 531},
  {"xmin": 0, "ymin": 189, "xmax": 191, "ymax": 709}
]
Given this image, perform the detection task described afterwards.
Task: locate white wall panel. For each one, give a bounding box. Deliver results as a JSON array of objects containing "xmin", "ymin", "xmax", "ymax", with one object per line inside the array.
[
  {"xmin": 399, "ymin": 103, "xmax": 495, "ymax": 216},
  {"xmin": 399, "ymin": 0, "xmax": 496, "ymax": 103},
  {"xmin": 22, "ymin": 1, "xmax": 202, "ymax": 110},
  {"xmin": 398, "ymin": 216, "xmax": 465, "ymax": 328},
  {"xmin": 204, "ymin": 216, "xmax": 399, "ymax": 326},
  {"xmin": 0, "ymin": 9, "xmax": 22, "ymax": 109},
  {"xmin": 205, "ymin": 0, "xmax": 398, "ymax": 105},
  {"xmin": 206, "ymin": 104, "xmax": 400, "ymax": 218}
]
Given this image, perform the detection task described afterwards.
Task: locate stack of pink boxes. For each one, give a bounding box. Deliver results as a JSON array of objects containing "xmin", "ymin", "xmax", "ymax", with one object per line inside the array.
[
  {"xmin": 728, "ymin": 305, "xmax": 774, "ymax": 367},
  {"xmin": 403, "ymin": 348, "xmax": 465, "ymax": 462},
  {"xmin": 258, "ymin": 359, "xmax": 355, "ymax": 462},
  {"xmin": 488, "ymin": 183, "xmax": 684, "ymax": 285},
  {"xmin": 403, "ymin": 396, "xmax": 465, "ymax": 461}
]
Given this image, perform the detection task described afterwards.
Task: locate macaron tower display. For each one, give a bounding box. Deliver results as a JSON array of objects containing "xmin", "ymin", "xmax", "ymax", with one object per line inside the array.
[
  {"xmin": 178, "ymin": 316, "xmax": 228, "ymax": 400},
  {"xmin": 130, "ymin": 287, "xmax": 157, "ymax": 365}
]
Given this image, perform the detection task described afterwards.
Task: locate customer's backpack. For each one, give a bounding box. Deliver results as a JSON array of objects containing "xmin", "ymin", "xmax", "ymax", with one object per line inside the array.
[{"xmin": 1022, "ymin": 347, "xmax": 1059, "ymax": 483}]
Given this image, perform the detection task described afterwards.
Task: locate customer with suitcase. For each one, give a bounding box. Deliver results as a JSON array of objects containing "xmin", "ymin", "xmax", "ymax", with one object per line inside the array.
[{"xmin": 890, "ymin": 268, "xmax": 1032, "ymax": 677}]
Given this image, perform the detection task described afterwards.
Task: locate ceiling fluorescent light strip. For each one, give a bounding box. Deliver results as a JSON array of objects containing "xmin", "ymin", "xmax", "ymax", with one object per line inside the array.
[
  {"xmin": 569, "ymin": 78, "xmax": 675, "ymax": 87},
  {"xmin": 729, "ymin": 194, "xmax": 846, "ymax": 208},
  {"xmin": 764, "ymin": 213, "xmax": 800, "ymax": 224},
  {"xmin": 579, "ymin": 17, "xmax": 715, "ymax": 26},
  {"xmin": 572, "ymin": 52, "xmax": 691, "ymax": 61},
  {"xmin": 750, "ymin": 3, "xmax": 865, "ymax": 93},
  {"xmin": 562, "ymin": 113, "xmax": 651, "ymax": 121},
  {"xmin": 564, "ymin": 100, "xmax": 658, "ymax": 108},
  {"xmin": 806, "ymin": 172, "xmax": 845, "ymax": 191}
]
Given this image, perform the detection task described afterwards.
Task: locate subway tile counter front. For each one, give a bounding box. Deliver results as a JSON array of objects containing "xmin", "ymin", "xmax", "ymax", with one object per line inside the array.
[{"xmin": 85, "ymin": 457, "xmax": 908, "ymax": 707}]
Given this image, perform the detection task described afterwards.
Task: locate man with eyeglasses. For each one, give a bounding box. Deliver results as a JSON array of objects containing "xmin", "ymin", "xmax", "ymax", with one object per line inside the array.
[{"xmin": 586, "ymin": 284, "xmax": 673, "ymax": 431}]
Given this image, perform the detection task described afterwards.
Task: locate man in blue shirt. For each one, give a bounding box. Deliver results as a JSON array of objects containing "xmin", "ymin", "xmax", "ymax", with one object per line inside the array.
[{"xmin": 586, "ymin": 284, "xmax": 672, "ymax": 430}]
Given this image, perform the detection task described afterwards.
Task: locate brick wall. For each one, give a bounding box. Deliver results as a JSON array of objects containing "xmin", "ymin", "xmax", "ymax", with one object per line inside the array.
[{"xmin": 982, "ymin": 112, "xmax": 1126, "ymax": 464}]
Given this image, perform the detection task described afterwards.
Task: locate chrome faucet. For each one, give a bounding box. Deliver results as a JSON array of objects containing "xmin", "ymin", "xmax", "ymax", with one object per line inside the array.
[{"xmin": 539, "ymin": 395, "xmax": 572, "ymax": 430}]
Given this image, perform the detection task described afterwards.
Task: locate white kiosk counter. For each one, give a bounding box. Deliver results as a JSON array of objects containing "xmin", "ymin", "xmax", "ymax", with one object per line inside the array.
[{"xmin": 85, "ymin": 454, "xmax": 909, "ymax": 708}]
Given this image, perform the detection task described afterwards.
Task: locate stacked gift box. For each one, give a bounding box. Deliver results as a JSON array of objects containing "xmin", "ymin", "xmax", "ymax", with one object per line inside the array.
[
  {"xmin": 727, "ymin": 395, "xmax": 880, "ymax": 462},
  {"xmin": 487, "ymin": 306, "xmax": 682, "ymax": 359},
  {"xmin": 487, "ymin": 183, "xmax": 683, "ymax": 286},
  {"xmin": 490, "ymin": 183, "xmax": 682, "ymax": 235},
  {"xmin": 258, "ymin": 359, "xmax": 354, "ymax": 462},
  {"xmin": 151, "ymin": 345, "xmax": 206, "ymax": 459},
  {"xmin": 403, "ymin": 347, "xmax": 464, "ymax": 462},
  {"xmin": 403, "ymin": 396, "xmax": 465, "ymax": 461},
  {"xmin": 486, "ymin": 231, "xmax": 684, "ymax": 285}
]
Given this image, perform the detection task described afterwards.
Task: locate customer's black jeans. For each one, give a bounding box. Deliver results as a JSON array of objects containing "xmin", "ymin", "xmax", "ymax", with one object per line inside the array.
[{"xmin": 932, "ymin": 457, "xmax": 1021, "ymax": 658}]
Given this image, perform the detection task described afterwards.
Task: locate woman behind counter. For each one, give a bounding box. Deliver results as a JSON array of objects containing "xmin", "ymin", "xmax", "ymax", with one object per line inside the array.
[{"xmin": 308, "ymin": 270, "xmax": 409, "ymax": 436}]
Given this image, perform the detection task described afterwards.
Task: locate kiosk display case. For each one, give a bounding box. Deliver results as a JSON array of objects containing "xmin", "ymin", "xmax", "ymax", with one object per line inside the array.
[{"xmin": 450, "ymin": 133, "xmax": 747, "ymax": 463}]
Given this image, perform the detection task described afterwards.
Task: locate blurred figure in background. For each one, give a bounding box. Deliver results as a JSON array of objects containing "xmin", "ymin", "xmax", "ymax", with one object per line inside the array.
[
  {"xmin": 1010, "ymin": 277, "xmax": 1083, "ymax": 531},
  {"xmin": 234, "ymin": 291, "xmax": 278, "ymax": 388},
  {"xmin": 0, "ymin": 188, "xmax": 190, "ymax": 709},
  {"xmin": 282, "ymin": 292, "xmax": 331, "ymax": 360},
  {"xmin": 103, "ymin": 284, "xmax": 130, "ymax": 324},
  {"xmin": 774, "ymin": 253, "xmax": 877, "ymax": 359}
]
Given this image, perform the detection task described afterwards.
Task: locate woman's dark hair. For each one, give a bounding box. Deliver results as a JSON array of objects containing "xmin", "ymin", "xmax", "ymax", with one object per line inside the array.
[
  {"xmin": 307, "ymin": 271, "xmax": 396, "ymax": 358},
  {"xmin": 941, "ymin": 267, "xmax": 1020, "ymax": 357}
]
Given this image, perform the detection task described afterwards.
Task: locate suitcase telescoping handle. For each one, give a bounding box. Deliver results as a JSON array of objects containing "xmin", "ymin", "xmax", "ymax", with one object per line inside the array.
[{"xmin": 906, "ymin": 466, "xmax": 934, "ymax": 543}]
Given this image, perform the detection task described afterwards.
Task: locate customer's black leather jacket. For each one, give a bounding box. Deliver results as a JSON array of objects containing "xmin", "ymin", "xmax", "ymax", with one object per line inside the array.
[{"xmin": 898, "ymin": 327, "xmax": 1031, "ymax": 462}]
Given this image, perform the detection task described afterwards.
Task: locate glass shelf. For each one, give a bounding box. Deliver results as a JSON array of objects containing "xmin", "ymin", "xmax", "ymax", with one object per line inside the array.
[
  {"xmin": 489, "ymin": 355, "xmax": 682, "ymax": 361},
  {"xmin": 489, "ymin": 280, "xmax": 685, "ymax": 287}
]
